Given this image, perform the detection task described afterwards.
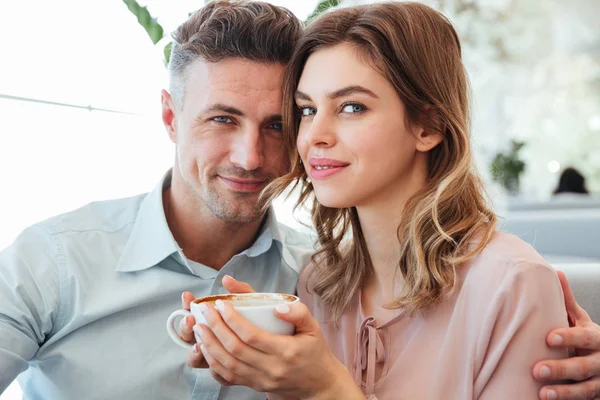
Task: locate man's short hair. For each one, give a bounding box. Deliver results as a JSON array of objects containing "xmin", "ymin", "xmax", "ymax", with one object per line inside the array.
[{"xmin": 169, "ymin": 0, "xmax": 303, "ymax": 109}]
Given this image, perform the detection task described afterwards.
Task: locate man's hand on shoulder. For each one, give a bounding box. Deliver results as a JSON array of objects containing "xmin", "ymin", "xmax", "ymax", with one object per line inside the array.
[{"xmin": 534, "ymin": 271, "xmax": 600, "ymax": 400}]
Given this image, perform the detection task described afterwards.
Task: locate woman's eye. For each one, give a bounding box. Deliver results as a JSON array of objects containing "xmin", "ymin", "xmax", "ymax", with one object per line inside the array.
[
  {"xmin": 300, "ymin": 107, "xmax": 316, "ymax": 117},
  {"xmin": 342, "ymin": 103, "xmax": 365, "ymax": 114},
  {"xmin": 213, "ymin": 116, "xmax": 233, "ymax": 123}
]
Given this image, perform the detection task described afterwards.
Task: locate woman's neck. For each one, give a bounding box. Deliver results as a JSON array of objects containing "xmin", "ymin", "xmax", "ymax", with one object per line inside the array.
[{"xmin": 356, "ymin": 159, "xmax": 429, "ymax": 300}]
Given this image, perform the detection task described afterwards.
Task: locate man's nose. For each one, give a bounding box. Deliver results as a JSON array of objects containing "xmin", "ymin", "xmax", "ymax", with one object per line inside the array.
[{"xmin": 230, "ymin": 127, "xmax": 264, "ymax": 171}]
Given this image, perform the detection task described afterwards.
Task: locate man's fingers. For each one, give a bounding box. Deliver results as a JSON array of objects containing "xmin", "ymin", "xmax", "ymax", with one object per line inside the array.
[
  {"xmin": 187, "ymin": 343, "xmax": 209, "ymax": 369},
  {"xmin": 556, "ymin": 271, "xmax": 590, "ymax": 323},
  {"xmin": 222, "ymin": 275, "xmax": 256, "ymax": 294},
  {"xmin": 179, "ymin": 314, "xmax": 197, "ymax": 344},
  {"xmin": 539, "ymin": 377, "xmax": 600, "ymax": 400},
  {"xmin": 547, "ymin": 326, "xmax": 600, "ymax": 350},
  {"xmin": 534, "ymin": 355, "xmax": 600, "ymax": 382},
  {"xmin": 182, "ymin": 292, "xmax": 195, "ymax": 311}
]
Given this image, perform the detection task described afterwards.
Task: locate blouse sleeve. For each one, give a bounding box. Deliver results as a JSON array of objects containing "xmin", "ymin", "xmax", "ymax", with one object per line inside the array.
[
  {"xmin": 475, "ymin": 262, "xmax": 569, "ymax": 399},
  {"xmin": 296, "ymin": 263, "xmax": 316, "ymax": 315}
]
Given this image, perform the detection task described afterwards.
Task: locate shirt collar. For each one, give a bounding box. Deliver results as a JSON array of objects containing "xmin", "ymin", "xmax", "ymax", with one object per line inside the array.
[
  {"xmin": 115, "ymin": 170, "xmax": 181, "ymax": 272},
  {"xmin": 116, "ymin": 170, "xmax": 285, "ymax": 272},
  {"xmin": 240, "ymin": 208, "xmax": 278, "ymax": 258}
]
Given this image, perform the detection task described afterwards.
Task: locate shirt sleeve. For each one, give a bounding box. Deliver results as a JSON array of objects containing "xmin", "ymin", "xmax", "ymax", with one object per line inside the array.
[
  {"xmin": 475, "ymin": 262, "xmax": 569, "ymax": 399},
  {"xmin": 0, "ymin": 225, "xmax": 61, "ymax": 393}
]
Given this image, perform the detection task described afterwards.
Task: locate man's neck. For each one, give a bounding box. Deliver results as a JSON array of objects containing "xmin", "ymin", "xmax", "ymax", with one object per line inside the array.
[{"xmin": 162, "ymin": 186, "xmax": 267, "ymax": 271}]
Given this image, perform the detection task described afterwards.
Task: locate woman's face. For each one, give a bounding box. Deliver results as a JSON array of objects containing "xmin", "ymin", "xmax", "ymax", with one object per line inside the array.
[{"xmin": 295, "ymin": 43, "xmax": 435, "ymax": 209}]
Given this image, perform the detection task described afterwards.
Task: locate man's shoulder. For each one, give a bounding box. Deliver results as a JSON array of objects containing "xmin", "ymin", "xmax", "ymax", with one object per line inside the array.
[
  {"xmin": 275, "ymin": 222, "xmax": 314, "ymax": 245},
  {"xmin": 33, "ymin": 192, "xmax": 148, "ymax": 238},
  {"xmin": 274, "ymin": 222, "xmax": 317, "ymax": 275},
  {"xmin": 1, "ymin": 193, "xmax": 150, "ymax": 272}
]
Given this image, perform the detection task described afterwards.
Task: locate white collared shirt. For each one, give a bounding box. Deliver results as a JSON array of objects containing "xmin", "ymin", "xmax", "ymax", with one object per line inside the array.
[{"xmin": 0, "ymin": 170, "xmax": 315, "ymax": 400}]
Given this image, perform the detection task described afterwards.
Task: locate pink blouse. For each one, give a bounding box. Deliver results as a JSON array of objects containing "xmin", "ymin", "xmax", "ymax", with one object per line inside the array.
[{"xmin": 297, "ymin": 232, "xmax": 569, "ymax": 399}]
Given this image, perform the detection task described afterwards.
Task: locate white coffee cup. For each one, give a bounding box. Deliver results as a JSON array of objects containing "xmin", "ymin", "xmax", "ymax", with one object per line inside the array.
[{"xmin": 166, "ymin": 292, "xmax": 300, "ymax": 348}]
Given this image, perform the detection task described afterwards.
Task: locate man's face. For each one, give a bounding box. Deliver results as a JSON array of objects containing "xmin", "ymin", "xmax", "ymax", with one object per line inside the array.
[{"xmin": 162, "ymin": 58, "xmax": 287, "ymax": 223}]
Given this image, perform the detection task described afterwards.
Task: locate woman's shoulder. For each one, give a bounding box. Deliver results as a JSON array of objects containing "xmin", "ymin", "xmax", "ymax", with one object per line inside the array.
[
  {"xmin": 297, "ymin": 261, "xmax": 318, "ymax": 310},
  {"xmin": 466, "ymin": 231, "xmax": 552, "ymax": 272},
  {"xmin": 460, "ymin": 231, "xmax": 560, "ymax": 296},
  {"xmin": 455, "ymin": 232, "xmax": 566, "ymax": 349}
]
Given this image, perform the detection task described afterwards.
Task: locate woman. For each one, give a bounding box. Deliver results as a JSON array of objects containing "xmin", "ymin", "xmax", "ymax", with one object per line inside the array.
[{"xmin": 191, "ymin": 2, "xmax": 568, "ymax": 399}]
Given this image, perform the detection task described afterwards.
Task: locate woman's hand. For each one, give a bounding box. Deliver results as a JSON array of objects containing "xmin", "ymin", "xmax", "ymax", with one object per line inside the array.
[
  {"xmin": 193, "ymin": 298, "xmax": 364, "ymax": 399},
  {"xmin": 179, "ymin": 275, "xmax": 256, "ymax": 368}
]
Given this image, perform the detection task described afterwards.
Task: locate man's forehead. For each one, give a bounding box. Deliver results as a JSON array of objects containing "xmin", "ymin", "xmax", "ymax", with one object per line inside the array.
[
  {"xmin": 187, "ymin": 58, "xmax": 285, "ymax": 90},
  {"xmin": 183, "ymin": 58, "xmax": 284, "ymax": 113}
]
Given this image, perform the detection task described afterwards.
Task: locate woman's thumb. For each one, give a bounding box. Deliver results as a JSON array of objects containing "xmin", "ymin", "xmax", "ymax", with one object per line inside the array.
[{"xmin": 274, "ymin": 302, "xmax": 316, "ymax": 334}]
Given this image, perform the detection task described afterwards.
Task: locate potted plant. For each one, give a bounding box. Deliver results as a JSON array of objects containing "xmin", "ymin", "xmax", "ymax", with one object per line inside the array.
[{"xmin": 490, "ymin": 139, "xmax": 526, "ymax": 194}]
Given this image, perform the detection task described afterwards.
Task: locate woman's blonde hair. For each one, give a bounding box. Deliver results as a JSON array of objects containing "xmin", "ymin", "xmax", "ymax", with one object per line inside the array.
[{"xmin": 264, "ymin": 2, "xmax": 497, "ymax": 320}]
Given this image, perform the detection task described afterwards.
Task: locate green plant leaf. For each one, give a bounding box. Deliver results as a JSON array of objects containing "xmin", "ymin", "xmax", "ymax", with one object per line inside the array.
[
  {"xmin": 122, "ymin": 0, "xmax": 164, "ymax": 45},
  {"xmin": 306, "ymin": 0, "xmax": 341, "ymax": 23},
  {"xmin": 163, "ymin": 41, "xmax": 173, "ymax": 65},
  {"xmin": 489, "ymin": 140, "xmax": 527, "ymax": 193}
]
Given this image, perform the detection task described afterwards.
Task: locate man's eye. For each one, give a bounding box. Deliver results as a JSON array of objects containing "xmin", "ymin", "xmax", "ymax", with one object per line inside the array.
[
  {"xmin": 213, "ymin": 116, "xmax": 233, "ymax": 123},
  {"xmin": 270, "ymin": 122, "xmax": 283, "ymax": 131}
]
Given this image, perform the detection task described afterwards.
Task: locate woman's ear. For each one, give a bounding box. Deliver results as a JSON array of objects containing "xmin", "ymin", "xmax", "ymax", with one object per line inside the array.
[
  {"xmin": 414, "ymin": 107, "xmax": 443, "ymax": 152},
  {"xmin": 415, "ymin": 128, "xmax": 443, "ymax": 152}
]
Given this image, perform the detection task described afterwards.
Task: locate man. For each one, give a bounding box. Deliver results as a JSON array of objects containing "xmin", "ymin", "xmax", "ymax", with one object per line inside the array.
[
  {"xmin": 0, "ymin": 2, "xmax": 599, "ymax": 400},
  {"xmin": 0, "ymin": 2, "xmax": 310, "ymax": 400}
]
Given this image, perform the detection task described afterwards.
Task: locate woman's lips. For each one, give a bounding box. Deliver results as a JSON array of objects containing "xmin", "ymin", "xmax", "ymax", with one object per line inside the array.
[{"xmin": 308, "ymin": 158, "xmax": 350, "ymax": 180}]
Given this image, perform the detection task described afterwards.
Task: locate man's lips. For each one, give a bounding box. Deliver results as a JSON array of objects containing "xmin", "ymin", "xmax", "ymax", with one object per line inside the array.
[{"xmin": 219, "ymin": 176, "xmax": 268, "ymax": 192}]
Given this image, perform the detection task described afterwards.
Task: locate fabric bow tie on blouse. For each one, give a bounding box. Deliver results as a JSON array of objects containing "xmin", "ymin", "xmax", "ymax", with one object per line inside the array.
[{"xmin": 353, "ymin": 316, "xmax": 388, "ymax": 398}]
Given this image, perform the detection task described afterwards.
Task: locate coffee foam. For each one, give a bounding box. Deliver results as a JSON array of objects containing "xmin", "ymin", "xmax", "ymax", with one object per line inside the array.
[{"xmin": 193, "ymin": 293, "xmax": 297, "ymax": 307}]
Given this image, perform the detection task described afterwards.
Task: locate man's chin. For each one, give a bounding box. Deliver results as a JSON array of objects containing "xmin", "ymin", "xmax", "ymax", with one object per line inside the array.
[
  {"xmin": 204, "ymin": 187, "xmax": 268, "ymax": 222},
  {"xmin": 212, "ymin": 201, "xmax": 266, "ymax": 223},
  {"xmin": 217, "ymin": 210, "xmax": 265, "ymax": 223}
]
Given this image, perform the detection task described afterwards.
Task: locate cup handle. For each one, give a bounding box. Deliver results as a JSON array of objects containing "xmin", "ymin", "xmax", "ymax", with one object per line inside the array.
[{"xmin": 166, "ymin": 309, "xmax": 193, "ymax": 349}]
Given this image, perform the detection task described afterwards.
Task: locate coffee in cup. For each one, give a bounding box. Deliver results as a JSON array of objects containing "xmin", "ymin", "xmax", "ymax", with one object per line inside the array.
[{"xmin": 166, "ymin": 292, "xmax": 299, "ymax": 348}]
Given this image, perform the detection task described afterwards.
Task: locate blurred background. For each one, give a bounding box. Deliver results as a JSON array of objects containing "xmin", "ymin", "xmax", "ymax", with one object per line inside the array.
[{"xmin": 0, "ymin": 0, "xmax": 598, "ymax": 398}]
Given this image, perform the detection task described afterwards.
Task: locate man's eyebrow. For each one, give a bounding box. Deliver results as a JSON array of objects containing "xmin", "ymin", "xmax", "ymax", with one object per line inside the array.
[
  {"xmin": 198, "ymin": 104, "xmax": 281, "ymax": 125},
  {"xmin": 203, "ymin": 104, "xmax": 245, "ymax": 116},
  {"xmin": 295, "ymin": 86, "xmax": 379, "ymax": 101},
  {"xmin": 263, "ymin": 114, "xmax": 283, "ymax": 124}
]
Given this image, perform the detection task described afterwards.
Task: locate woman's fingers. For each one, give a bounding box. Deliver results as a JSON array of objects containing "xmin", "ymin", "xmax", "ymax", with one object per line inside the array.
[
  {"xmin": 187, "ymin": 343, "xmax": 209, "ymax": 369},
  {"xmin": 222, "ymin": 275, "xmax": 256, "ymax": 294}
]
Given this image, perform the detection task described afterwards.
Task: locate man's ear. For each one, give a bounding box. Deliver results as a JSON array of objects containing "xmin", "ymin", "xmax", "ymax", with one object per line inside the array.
[{"xmin": 161, "ymin": 89, "xmax": 177, "ymax": 143}]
